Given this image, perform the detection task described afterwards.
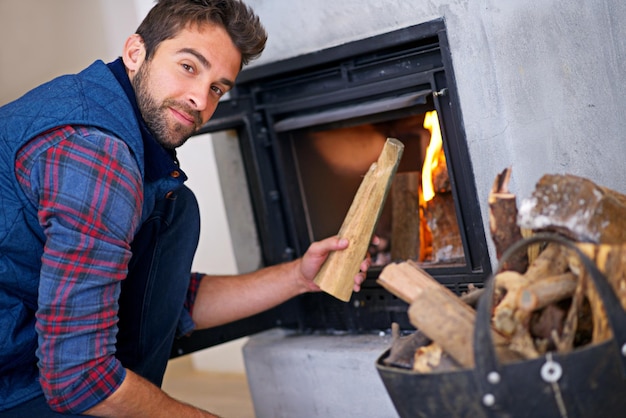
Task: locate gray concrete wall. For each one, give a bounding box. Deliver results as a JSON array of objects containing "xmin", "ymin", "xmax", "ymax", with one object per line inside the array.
[
  {"xmin": 246, "ymin": 0, "xmax": 626, "ymax": 263},
  {"xmin": 243, "ymin": 329, "xmax": 398, "ymax": 418}
]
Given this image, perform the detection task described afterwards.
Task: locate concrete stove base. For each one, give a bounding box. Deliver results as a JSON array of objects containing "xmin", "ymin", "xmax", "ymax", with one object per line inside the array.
[{"xmin": 242, "ymin": 328, "xmax": 398, "ymax": 418}]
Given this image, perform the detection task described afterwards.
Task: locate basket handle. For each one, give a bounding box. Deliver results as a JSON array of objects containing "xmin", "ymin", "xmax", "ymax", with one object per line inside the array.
[{"xmin": 473, "ymin": 233, "xmax": 626, "ymax": 401}]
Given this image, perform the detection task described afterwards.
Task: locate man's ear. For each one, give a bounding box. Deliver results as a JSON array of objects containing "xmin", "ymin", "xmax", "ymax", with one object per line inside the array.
[{"xmin": 122, "ymin": 34, "xmax": 146, "ymax": 78}]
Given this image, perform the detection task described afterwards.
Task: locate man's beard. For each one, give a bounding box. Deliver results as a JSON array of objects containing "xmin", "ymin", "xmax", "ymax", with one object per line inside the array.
[{"xmin": 132, "ymin": 63, "xmax": 202, "ymax": 149}]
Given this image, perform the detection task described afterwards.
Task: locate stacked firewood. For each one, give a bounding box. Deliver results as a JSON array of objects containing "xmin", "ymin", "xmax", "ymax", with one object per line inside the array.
[{"xmin": 379, "ymin": 168, "xmax": 626, "ymax": 372}]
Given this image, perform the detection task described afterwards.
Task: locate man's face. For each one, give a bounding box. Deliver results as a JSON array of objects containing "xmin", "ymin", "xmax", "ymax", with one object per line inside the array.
[{"xmin": 130, "ymin": 24, "xmax": 241, "ymax": 149}]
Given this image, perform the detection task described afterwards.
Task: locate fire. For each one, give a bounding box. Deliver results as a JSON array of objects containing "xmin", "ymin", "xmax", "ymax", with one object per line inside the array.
[{"xmin": 421, "ymin": 110, "xmax": 443, "ymax": 202}]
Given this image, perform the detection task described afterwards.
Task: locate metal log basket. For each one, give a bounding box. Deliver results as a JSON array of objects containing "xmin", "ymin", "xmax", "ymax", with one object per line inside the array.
[{"xmin": 376, "ymin": 233, "xmax": 626, "ymax": 418}]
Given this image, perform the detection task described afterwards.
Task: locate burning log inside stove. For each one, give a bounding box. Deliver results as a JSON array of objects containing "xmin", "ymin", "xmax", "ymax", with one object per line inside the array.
[
  {"xmin": 379, "ymin": 171, "xmax": 626, "ymax": 372},
  {"xmin": 421, "ymin": 111, "xmax": 464, "ymax": 264},
  {"xmin": 371, "ymin": 110, "xmax": 466, "ymax": 266},
  {"xmin": 391, "ymin": 172, "xmax": 420, "ymax": 262}
]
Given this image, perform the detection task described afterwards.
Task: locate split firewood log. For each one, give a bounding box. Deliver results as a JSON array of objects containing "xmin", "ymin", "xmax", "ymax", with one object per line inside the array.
[
  {"xmin": 383, "ymin": 323, "xmax": 431, "ymax": 369},
  {"xmin": 492, "ymin": 243, "xmax": 571, "ymax": 359},
  {"xmin": 412, "ymin": 342, "xmax": 462, "ymax": 373},
  {"xmin": 379, "ymin": 261, "xmax": 510, "ymax": 368},
  {"xmin": 314, "ymin": 137, "xmax": 404, "ymax": 301},
  {"xmin": 566, "ymin": 243, "xmax": 626, "ymax": 344},
  {"xmin": 575, "ymin": 243, "xmax": 626, "ymax": 311},
  {"xmin": 517, "ymin": 272, "xmax": 577, "ymax": 312},
  {"xmin": 488, "ymin": 167, "xmax": 528, "ymax": 273},
  {"xmin": 518, "ymin": 173, "xmax": 626, "ymax": 244},
  {"xmin": 459, "ymin": 284, "xmax": 484, "ymax": 308}
]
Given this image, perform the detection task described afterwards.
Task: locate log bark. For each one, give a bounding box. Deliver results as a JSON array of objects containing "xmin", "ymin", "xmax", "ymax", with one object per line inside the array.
[
  {"xmin": 314, "ymin": 137, "xmax": 404, "ymax": 301},
  {"xmin": 383, "ymin": 323, "xmax": 431, "ymax": 369},
  {"xmin": 518, "ymin": 173, "xmax": 626, "ymax": 244},
  {"xmin": 488, "ymin": 167, "xmax": 528, "ymax": 273}
]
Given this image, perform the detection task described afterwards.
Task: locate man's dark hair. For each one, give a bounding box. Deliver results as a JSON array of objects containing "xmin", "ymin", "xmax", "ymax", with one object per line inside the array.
[{"xmin": 136, "ymin": 0, "xmax": 267, "ymax": 67}]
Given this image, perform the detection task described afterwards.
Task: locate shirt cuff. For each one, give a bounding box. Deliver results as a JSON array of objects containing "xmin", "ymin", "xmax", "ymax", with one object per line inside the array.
[
  {"xmin": 176, "ymin": 310, "xmax": 196, "ymax": 337},
  {"xmin": 177, "ymin": 272, "xmax": 203, "ymax": 337}
]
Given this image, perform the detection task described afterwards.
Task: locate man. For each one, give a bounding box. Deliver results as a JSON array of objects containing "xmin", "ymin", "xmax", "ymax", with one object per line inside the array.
[{"xmin": 0, "ymin": 1, "xmax": 369, "ymax": 416}]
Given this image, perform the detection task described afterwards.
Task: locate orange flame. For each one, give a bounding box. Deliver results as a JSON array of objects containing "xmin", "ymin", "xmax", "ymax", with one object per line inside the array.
[{"xmin": 421, "ymin": 110, "xmax": 443, "ymax": 202}]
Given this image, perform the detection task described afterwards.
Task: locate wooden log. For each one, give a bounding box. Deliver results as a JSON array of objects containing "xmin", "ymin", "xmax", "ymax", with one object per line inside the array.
[
  {"xmin": 314, "ymin": 137, "xmax": 404, "ymax": 301},
  {"xmin": 459, "ymin": 286, "xmax": 485, "ymax": 308},
  {"xmin": 492, "ymin": 271, "xmax": 526, "ymax": 336},
  {"xmin": 518, "ymin": 173, "xmax": 626, "ymax": 244},
  {"xmin": 556, "ymin": 269, "xmax": 586, "ymax": 353},
  {"xmin": 391, "ymin": 171, "xmax": 420, "ymax": 261},
  {"xmin": 492, "ymin": 242, "xmax": 570, "ymax": 328},
  {"xmin": 575, "ymin": 243, "xmax": 626, "ymax": 311},
  {"xmin": 408, "ymin": 287, "xmax": 478, "ymax": 367},
  {"xmin": 378, "ymin": 261, "xmax": 486, "ymax": 309},
  {"xmin": 424, "ymin": 192, "xmax": 464, "ymax": 263},
  {"xmin": 412, "ymin": 343, "xmax": 461, "ymax": 373},
  {"xmin": 383, "ymin": 323, "xmax": 431, "ymax": 369},
  {"xmin": 568, "ymin": 242, "xmax": 626, "ymax": 344},
  {"xmin": 529, "ymin": 304, "xmax": 567, "ymax": 349},
  {"xmin": 492, "ymin": 243, "xmax": 570, "ymax": 358},
  {"xmin": 378, "ymin": 260, "xmax": 473, "ymax": 316},
  {"xmin": 379, "ymin": 261, "xmax": 507, "ymax": 368},
  {"xmin": 488, "ymin": 167, "xmax": 528, "ymax": 273},
  {"xmin": 517, "ymin": 272, "xmax": 577, "ymax": 312},
  {"xmin": 522, "ymin": 241, "xmax": 570, "ymax": 279},
  {"xmin": 521, "ymin": 228, "xmax": 541, "ymax": 264},
  {"xmin": 377, "ymin": 262, "xmax": 426, "ymax": 303}
]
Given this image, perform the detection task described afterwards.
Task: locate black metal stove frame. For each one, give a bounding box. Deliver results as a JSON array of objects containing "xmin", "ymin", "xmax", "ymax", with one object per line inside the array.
[{"xmin": 171, "ymin": 18, "xmax": 491, "ymax": 357}]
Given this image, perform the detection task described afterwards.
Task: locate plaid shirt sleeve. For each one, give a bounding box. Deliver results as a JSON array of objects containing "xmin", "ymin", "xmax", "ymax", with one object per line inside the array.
[{"xmin": 15, "ymin": 125, "xmax": 143, "ymax": 414}]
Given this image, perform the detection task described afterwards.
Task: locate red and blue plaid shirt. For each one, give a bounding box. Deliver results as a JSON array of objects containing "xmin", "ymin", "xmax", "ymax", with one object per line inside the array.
[{"xmin": 15, "ymin": 125, "xmax": 202, "ymax": 413}]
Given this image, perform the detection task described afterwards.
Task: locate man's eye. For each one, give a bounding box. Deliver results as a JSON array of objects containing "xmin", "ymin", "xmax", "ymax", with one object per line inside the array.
[
  {"xmin": 182, "ymin": 63, "xmax": 194, "ymax": 73},
  {"xmin": 211, "ymin": 86, "xmax": 224, "ymax": 96}
]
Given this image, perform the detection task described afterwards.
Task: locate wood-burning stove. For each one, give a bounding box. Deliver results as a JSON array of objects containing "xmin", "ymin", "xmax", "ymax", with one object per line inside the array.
[{"xmin": 171, "ymin": 18, "xmax": 491, "ymax": 357}]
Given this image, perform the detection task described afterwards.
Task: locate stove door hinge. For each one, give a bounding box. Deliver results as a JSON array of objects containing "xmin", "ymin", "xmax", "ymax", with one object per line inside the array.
[
  {"xmin": 256, "ymin": 126, "xmax": 272, "ymax": 148},
  {"xmin": 252, "ymin": 112, "xmax": 272, "ymax": 148},
  {"xmin": 433, "ymin": 88, "xmax": 448, "ymax": 97}
]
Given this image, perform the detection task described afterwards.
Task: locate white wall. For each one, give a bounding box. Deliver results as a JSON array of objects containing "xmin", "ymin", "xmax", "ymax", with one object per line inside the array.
[
  {"xmin": 0, "ymin": 0, "xmax": 137, "ymax": 105},
  {"xmin": 176, "ymin": 133, "xmax": 255, "ymax": 374}
]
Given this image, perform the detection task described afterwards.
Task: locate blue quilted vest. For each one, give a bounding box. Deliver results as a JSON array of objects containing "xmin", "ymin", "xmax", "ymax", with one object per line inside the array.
[{"xmin": 0, "ymin": 60, "xmax": 147, "ymax": 409}]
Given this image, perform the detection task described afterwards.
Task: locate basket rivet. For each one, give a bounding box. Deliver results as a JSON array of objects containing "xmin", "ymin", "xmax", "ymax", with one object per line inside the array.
[
  {"xmin": 487, "ymin": 371, "xmax": 500, "ymax": 384},
  {"xmin": 540, "ymin": 359, "xmax": 562, "ymax": 383},
  {"xmin": 482, "ymin": 393, "xmax": 495, "ymax": 407}
]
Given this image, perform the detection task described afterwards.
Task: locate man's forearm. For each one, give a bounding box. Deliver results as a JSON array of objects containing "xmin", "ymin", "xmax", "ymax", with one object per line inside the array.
[
  {"xmin": 83, "ymin": 369, "xmax": 219, "ymax": 418},
  {"xmin": 190, "ymin": 236, "xmax": 367, "ymax": 330},
  {"xmin": 191, "ymin": 259, "xmax": 307, "ymax": 329}
]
